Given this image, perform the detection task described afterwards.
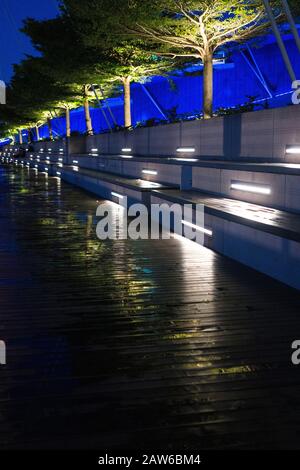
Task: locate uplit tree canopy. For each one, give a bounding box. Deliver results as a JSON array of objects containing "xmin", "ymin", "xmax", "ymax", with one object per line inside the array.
[
  {"xmin": 22, "ymin": 16, "xmax": 107, "ymax": 135},
  {"xmin": 61, "ymin": 0, "xmax": 174, "ymax": 127},
  {"xmin": 0, "ymin": 56, "xmax": 78, "ymax": 141},
  {"xmin": 1, "ymin": 0, "xmax": 298, "ymax": 139},
  {"xmin": 113, "ymin": 0, "xmax": 284, "ymax": 118}
]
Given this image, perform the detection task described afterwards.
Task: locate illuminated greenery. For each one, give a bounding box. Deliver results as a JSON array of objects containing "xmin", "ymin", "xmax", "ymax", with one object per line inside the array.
[
  {"xmin": 115, "ymin": 0, "xmax": 284, "ymax": 118},
  {"xmin": 0, "ymin": 0, "xmax": 297, "ymax": 137},
  {"xmin": 61, "ymin": 0, "xmax": 175, "ymax": 128}
]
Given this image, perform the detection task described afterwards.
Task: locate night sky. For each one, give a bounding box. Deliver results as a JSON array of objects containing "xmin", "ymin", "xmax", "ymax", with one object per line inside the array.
[{"xmin": 0, "ymin": 0, "xmax": 59, "ymax": 83}]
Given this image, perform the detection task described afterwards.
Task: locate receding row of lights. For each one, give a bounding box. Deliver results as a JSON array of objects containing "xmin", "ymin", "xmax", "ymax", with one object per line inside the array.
[
  {"xmin": 92, "ymin": 144, "xmax": 300, "ymax": 157},
  {"xmin": 110, "ymin": 191, "xmax": 212, "ymax": 237}
]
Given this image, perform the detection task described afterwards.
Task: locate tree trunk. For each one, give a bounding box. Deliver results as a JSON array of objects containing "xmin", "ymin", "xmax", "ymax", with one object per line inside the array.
[
  {"xmin": 47, "ymin": 117, "xmax": 53, "ymax": 141},
  {"xmin": 83, "ymin": 86, "xmax": 93, "ymax": 136},
  {"xmin": 35, "ymin": 125, "xmax": 40, "ymax": 141},
  {"xmin": 66, "ymin": 106, "xmax": 71, "ymax": 138},
  {"xmin": 27, "ymin": 128, "xmax": 32, "ymax": 144},
  {"xmin": 203, "ymin": 52, "xmax": 213, "ymax": 119},
  {"xmin": 19, "ymin": 129, "xmax": 23, "ymax": 145},
  {"xmin": 123, "ymin": 76, "xmax": 132, "ymax": 128}
]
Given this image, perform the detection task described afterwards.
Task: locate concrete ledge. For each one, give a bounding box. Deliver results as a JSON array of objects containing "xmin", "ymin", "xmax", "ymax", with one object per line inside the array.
[
  {"xmin": 57, "ymin": 166, "xmax": 175, "ymax": 207},
  {"xmin": 152, "ymin": 189, "xmax": 300, "ymax": 243},
  {"xmin": 151, "ymin": 190, "xmax": 300, "ymax": 290}
]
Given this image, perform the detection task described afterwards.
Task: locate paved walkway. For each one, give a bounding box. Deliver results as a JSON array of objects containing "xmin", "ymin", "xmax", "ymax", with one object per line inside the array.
[{"xmin": 0, "ymin": 166, "xmax": 300, "ymax": 450}]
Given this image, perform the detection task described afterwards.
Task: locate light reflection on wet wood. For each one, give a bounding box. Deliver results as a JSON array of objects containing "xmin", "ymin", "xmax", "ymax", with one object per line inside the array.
[{"xmin": 0, "ymin": 166, "xmax": 300, "ymax": 450}]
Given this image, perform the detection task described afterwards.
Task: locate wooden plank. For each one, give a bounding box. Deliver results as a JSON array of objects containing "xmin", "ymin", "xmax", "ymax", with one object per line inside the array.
[{"xmin": 0, "ymin": 165, "xmax": 300, "ymax": 450}]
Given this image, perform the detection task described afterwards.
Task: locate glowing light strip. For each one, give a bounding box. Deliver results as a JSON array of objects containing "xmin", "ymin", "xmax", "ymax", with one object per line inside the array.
[
  {"xmin": 122, "ymin": 148, "xmax": 132, "ymax": 152},
  {"xmin": 142, "ymin": 169, "xmax": 157, "ymax": 175},
  {"xmin": 174, "ymin": 158, "xmax": 198, "ymax": 162},
  {"xmin": 181, "ymin": 220, "xmax": 213, "ymax": 237},
  {"xmin": 121, "ymin": 155, "xmax": 133, "ymax": 159},
  {"xmin": 231, "ymin": 182, "xmax": 271, "ymax": 195},
  {"xmin": 286, "ymin": 146, "xmax": 300, "ymax": 154},
  {"xmin": 176, "ymin": 147, "xmax": 195, "ymax": 153},
  {"xmin": 73, "ymin": 160, "xmax": 79, "ymax": 164},
  {"xmin": 111, "ymin": 191, "xmax": 124, "ymax": 199},
  {"xmin": 73, "ymin": 166, "xmax": 79, "ymax": 171}
]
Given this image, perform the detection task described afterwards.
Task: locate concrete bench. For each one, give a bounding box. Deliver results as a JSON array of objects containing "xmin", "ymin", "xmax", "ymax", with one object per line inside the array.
[
  {"xmin": 56, "ymin": 166, "xmax": 175, "ymax": 207},
  {"xmin": 67, "ymin": 154, "xmax": 300, "ymax": 213},
  {"xmin": 151, "ymin": 188, "xmax": 300, "ymax": 290}
]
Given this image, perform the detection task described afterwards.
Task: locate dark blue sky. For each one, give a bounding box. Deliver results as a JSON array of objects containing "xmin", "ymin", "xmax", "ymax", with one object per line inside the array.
[{"xmin": 0, "ymin": 0, "xmax": 59, "ymax": 83}]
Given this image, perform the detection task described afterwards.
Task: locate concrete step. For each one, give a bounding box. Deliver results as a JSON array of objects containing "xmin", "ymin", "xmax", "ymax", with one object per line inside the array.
[
  {"xmin": 56, "ymin": 165, "xmax": 175, "ymax": 207},
  {"xmin": 67, "ymin": 154, "xmax": 300, "ymax": 214},
  {"xmin": 151, "ymin": 188, "xmax": 300, "ymax": 290}
]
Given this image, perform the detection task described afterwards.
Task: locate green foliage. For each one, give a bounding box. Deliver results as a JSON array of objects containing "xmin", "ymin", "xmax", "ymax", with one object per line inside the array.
[
  {"xmin": 0, "ymin": 0, "xmax": 295, "ymax": 136},
  {"xmin": 119, "ymin": 0, "xmax": 283, "ymax": 58}
]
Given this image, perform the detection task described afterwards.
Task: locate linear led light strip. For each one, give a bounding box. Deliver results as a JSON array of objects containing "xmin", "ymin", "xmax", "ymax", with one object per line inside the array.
[
  {"xmin": 91, "ymin": 148, "xmax": 98, "ymax": 152},
  {"xmin": 142, "ymin": 169, "xmax": 157, "ymax": 175},
  {"xmin": 73, "ymin": 160, "xmax": 79, "ymax": 164},
  {"xmin": 231, "ymin": 182, "xmax": 271, "ymax": 195},
  {"xmin": 73, "ymin": 166, "xmax": 79, "ymax": 171},
  {"xmin": 122, "ymin": 148, "xmax": 132, "ymax": 153},
  {"xmin": 286, "ymin": 146, "xmax": 300, "ymax": 154},
  {"xmin": 176, "ymin": 147, "xmax": 195, "ymax": 153},
  {"xmin": 174, "ymin": 158, "xmax": 198, "ymax": 162},
  {"xmin": 56, "ymin": 171, "xmax": 61, "ymax": 176},
  {"xmin": 181, "ymin": 220, "xmax": 213, "ymax": 237},
  {"xmin": 121, "ymin": 155, "xmax": 133, "ymax": 159},
  {"xmin": 111, "ymin": 191, "xmax": 124, "ymax": 199}
]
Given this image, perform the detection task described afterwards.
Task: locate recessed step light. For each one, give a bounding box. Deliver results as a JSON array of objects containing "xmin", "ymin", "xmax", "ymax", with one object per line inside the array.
[
  {"xmin": 176, "ymin": 147, "xmax": 195, "ymax": 153},
  {"xmin": 174, "ymin": 158, "xmax": 198, "ymax": 162},
  {"xmin": 286, "ymin": 145, "xmax": 300, "ymax": 155},
  {"xmin": 231, "ymin": 181, "xmax": 271, "ymax": 195},
  {"xmin": 111, "ymin": 191, "xmax": 124, "ymax": 199},
  {"xmin": 181, "ymin": 220, "xmax": 213, "ymax": 237},
  {"xmin": 142, "ymin": 169, "xmax": 157, "ymax": 175}
]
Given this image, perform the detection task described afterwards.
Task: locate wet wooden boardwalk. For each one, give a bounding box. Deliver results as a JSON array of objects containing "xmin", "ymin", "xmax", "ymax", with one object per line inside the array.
[{"xmin": 1, "ymin": 165, "xmax": 300, "ymax": 450}]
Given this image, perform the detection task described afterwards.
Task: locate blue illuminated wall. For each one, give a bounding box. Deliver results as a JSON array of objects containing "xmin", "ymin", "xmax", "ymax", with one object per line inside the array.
[{"xmin": 19, "ymin": 31, "xmax": 300, "ymax": 143}]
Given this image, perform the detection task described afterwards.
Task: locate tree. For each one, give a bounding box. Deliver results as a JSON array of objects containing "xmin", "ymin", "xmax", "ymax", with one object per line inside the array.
[
  {"xmin": 117, "ymin": 0, "xmax": 284, "ymax": 118},
  {"xmin": 61, "ymin": 0, "xmax": 174, "ymax": 128},
  {"xmin": 22, "ymin": 16, "xmax": 104, "ymax": 135},
  {"xmin": 3, "ymin": 56, "xmax": 79, "ymax": 141}
]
